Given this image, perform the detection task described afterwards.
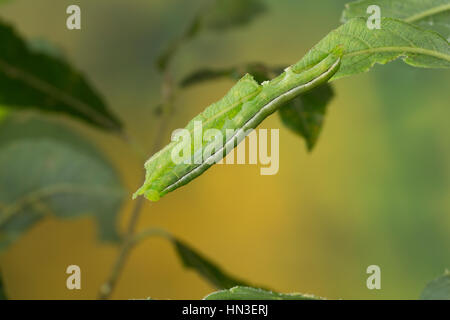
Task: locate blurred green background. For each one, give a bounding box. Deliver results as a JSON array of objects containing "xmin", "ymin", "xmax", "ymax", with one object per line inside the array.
[{"xmin": 0, "ymin": 0, "xmax": 449, "ymax": 299}]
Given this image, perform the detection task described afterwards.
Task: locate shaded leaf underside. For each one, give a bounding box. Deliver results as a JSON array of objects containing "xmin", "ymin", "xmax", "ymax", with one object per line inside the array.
[{"xmin": 0, "ymin": 115, "xmax": 125, "ymax": 252}]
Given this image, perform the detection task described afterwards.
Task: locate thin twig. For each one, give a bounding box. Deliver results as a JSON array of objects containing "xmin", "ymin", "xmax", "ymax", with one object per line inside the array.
[
  {"xmin": 98, "ymin": 70, "xmax": 176, "ymax": 300},
  {"xmin": 97, "ymin": 3, "xmax": 203, "ymax": 298},
  {"xmin": 98, "ymin": 196, "xmax": 144, "ymax": 299}
]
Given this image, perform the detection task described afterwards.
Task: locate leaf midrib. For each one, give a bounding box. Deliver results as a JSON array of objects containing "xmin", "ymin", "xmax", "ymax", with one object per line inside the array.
[
  {"xmin": 345, "ymin": 46, "xmax": 450, "ymax": 62},
  {"xmin": 0, "ymin": 58, "xmax": 120, "ymax": 132}
]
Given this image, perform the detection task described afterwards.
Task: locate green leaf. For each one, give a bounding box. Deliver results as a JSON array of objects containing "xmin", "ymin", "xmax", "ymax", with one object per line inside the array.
[
  {"xmin": 204, "ymin": 286, "xmax": 321, "ymax": 300},
  {"xmin": 139, "ymin": 17, "xmax": 450, "ymax": 201},
  {"xmin": 0, "ymin": 115, "xmax": 125, "ymax": 252},
  {"xmin": 156, "ymin": 0, "xmax": 266, "ymax": 71},
  {"xmin": 0, "ymin": 21, "xmax": 123, "ymax": 132},
  {"xmin": 0, "ymin": 272, "xmax": 7, "ymax": 300},
  {"xmin": 181, "ymin": 63, "xmax": 335, "ymax": 152},
  {"xmin": 0, "ymin": 107, "xmax": 7, "ymax": 122},
  {"xmin": 171, "ymin": 238, "xmax": 250, "ymax": 289},
  {"xmin": 342, "ymin": 0, "xmax": 450, "ymax": 39},
  {"xmin": 27, "ymin": 38, "xmax": 65, "ymax": 59},
  {"xmin": 201, "ymin": 0, "xmax": 266, "ymax": 31},
  {"xmin": 131, "ymin": 228, "xmax": 254, "ymax": 290},
  {"xmin": 279, "ymin": 84, "xmax": 334, "ymax": 151},
  {"xmin": 136, "ymin": 49, "xmax": 343, "ymax": 202},
  {"xmin": 420, "ymin": 271, "xmax": 450, "ymax": 300},
  {"xmin": 295, "ymin": 17, "xmax": 450, "ymax": 81}
]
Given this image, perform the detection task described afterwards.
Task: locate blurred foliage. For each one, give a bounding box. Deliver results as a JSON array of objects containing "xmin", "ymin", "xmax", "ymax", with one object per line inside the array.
[
  {"xmin": 0, "ymin": 115, "xmax": 125, "ymax": 251},
  {"xmin": 0, "ymin": 272, "xmax": 6, "ymax": 300},
  {"xmin": 0, "ymin": 107, "xmax": 7, "ymax": 121},
  {"xmin": 27, "ymin": 38, "xmax": 64, "ymax": 59},
  {"xmin": 133, "ymin": 228, "xmax": 254, "ymax": 290},
  {"xmin": 368, "ymin": 59, "xmax": 450, "ymax": 289},
  {"xmin": 342, "ymin": 0, "xmax": 450, "ymax": 38},
  {"xmin": 0, "ymin": 21, "xmax": 122, "ymax": 132},
  {"xmin": 172, "ymin": 237, "xmax": 251, "ymax": 289},
  {"xmin": 204, "ymin": 286, "xmax": 320, "ymax": 300},
  {"xmin": 279, "ymin": 84, "xmax": 334, "ymax": 151},
  {"xmin": 201, "ymin": 0, "xmax": 266, "ymax": 31},
  {"xmin": 420, "ymin": 271, "xmax": 450, "ymax": 300},
  {"xmin": 157, "ymin": 0, "xmax": 266, "ymax": 71},
  {"xmin": 0, "ymin": 0, "xmax": 448, "ymax": 300}
]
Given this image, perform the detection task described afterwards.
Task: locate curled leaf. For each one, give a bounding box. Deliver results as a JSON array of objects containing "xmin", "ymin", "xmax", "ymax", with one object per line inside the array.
[
  {"xmin": 181, "ymin": 63, "xmax": 335, "ymax": 152},
  {"xmin": 135, "ymin": 49, "xmax": 342, "ymax": 201}
]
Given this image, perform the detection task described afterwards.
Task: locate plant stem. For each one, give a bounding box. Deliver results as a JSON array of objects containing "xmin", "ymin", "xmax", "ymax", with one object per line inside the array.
[
  {"xmin": 98, "ymin": 196, "xmax": 144, "ymax": 300},
  {"xmin": 98, "ymin": 70, "xmax": 175, "ymax": 300}
]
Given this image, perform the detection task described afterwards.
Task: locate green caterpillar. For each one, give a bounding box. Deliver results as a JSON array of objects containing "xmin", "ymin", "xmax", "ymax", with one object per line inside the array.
[{"xmin": 134, "ymin": 46, "xmax": 343, "ymax": 201}]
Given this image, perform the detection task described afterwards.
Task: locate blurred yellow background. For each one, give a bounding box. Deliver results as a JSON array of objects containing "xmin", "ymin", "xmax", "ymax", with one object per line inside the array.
[{"xmin": 0, "ymin": 0, "xmax": 449, "ymax": 299}]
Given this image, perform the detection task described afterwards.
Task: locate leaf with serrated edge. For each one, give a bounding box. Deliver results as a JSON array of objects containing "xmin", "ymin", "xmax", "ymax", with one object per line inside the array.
[
  {"xmin": 342, "ymin": 0, "xmax": 450, "ymax": 39},
  {"xmin": 295, "ymin": 17, "xmax": 450, "ymax": 81}
]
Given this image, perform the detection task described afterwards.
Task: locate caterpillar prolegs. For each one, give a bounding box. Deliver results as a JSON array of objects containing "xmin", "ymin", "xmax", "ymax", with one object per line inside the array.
[{"xmin": 134, "ymin": 46, "xmax": 343, "ymax": 201}]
